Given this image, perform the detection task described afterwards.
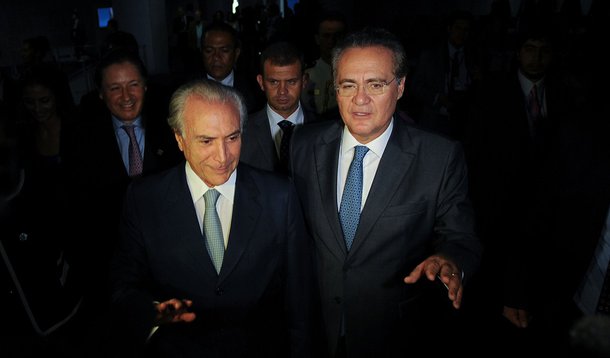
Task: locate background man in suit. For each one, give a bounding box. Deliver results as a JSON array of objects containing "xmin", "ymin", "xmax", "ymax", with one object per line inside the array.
[
  {"xmin": 201, "ymin": 22, "xmax": 264, "ymax": 113},
  {"xmin": 109, "ymin": 79, "xmax": 314, "ymax": 357},
  {"xmin": 66, "ymin": 49, "xmax": 181, "ymax": 354},
  {"xmin": 462, "ymin": 27, "xmax": 594, "ymax": 355},
  {"xmin": 301, "ymin": 11, "xmax": 347, "ymax": 120},
  {"xmin": 241, "ymin": 41, "xmax": 317, "ymax": 175},
  {"xmin": 290, "ymin": 27, "xmax": 482, "ymax": 357}
]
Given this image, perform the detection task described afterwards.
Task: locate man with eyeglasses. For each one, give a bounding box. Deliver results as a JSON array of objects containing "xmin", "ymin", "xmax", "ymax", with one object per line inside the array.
[{"xmin": 290, "ymin": 27, "xmax": 481, "ymax": 357}]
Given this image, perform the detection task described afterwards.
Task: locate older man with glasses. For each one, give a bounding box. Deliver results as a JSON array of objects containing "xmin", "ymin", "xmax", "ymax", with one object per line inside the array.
[{"xmin": 290, "ymin": 27, "xmax": 481, "ymax": 357}]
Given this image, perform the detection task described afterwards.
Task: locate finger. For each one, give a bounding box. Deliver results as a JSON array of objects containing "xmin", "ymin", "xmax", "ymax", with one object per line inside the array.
[
  {"xmin": 424, "ymin": 259, "xmax": 441, "ymax": 281},
  {"xmin": 403, "ymin": 262, "xmax": 424, "ymax": 284},
  {"xmin": 517, "ymin": 310, "xmax": 529, "ymax": 328},
  {"xmin": 451, "ymin": 285, "xmax": 463, "ymax": 309}
]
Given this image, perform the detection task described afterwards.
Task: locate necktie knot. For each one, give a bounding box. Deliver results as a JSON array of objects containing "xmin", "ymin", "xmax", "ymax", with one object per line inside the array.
[
  {"xmin": 204, "ymin": 188, "xmax": 220, "ymax": 206},
  {"xmin": 353, "ymin": 145, "xmax": 368, "ymax": 162},
  {"xmin": 278, "ymin": 120, "xmax": 294, "ymax": 132}
]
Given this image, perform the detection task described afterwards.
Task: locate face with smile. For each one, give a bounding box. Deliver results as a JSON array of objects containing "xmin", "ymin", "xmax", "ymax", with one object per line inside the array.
[
  {"xmin": 257, "ymin": 61, "xmax": 306, "ymax": 118},
  {"xmin": 99, "ymin": 61, "xmax": 147, "ymax": 123},
  {"xmin": 335, "ymin": 46, "xmax": 405, "ymax": 144},
  {"xmin": 174, "ymin": 96, "xmax": 241, "ymax": 187}
]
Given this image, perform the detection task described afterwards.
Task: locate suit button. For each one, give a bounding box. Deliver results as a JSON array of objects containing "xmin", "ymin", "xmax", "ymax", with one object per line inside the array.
[
  {"xmin": 216, "ymin": 287, "xmax": 223, "ymax": 296},
  {"xmin": 334, "ymin": 297, "xmax": 342, "ymax": 304}
]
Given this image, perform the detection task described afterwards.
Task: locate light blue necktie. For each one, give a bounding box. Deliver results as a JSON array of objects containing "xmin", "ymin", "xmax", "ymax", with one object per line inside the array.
[
  {"xmin": 204, "ymin": 189, "xmax": 224, "ymax": 273},
  {"xmin": 339, "ymin": 145, "xmax": 369, "ymax": 251}
]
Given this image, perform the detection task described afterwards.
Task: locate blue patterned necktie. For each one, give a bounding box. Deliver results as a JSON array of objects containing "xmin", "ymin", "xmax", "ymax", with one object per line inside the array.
[
  {"xmin": 203, "ymin": 189, "xmax": 224, "ymax": 273},
  {"xmin": 339, "ymin": 145, "xmax": 369, "ymax": 251}
]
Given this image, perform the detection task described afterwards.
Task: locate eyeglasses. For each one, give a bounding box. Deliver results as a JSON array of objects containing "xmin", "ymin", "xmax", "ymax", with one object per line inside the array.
[{"xmin": 335, "ymin": 78, "xmax": 398, "ymax": 97}]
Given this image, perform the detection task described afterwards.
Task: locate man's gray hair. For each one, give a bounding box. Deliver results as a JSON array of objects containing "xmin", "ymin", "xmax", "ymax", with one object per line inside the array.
[{"xmin": 167, "ymin": 79, "xmax": 247, "ymax": 135}]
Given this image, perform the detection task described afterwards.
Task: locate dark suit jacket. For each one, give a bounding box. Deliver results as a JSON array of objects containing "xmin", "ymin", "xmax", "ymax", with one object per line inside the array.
[
  {"xmin": 291, "ymin": 115, "xmax": 481, "ymax": 357},
  {"xmin": 109, "ymin": 163, "xmax": 314, "ymax": 358},
  {"xmin": 464, "ymin": 69, "xmax": 581, "ymax": 310},
  {"xmin": 65, "ymin": 106, "xmax": 181, "ymax": 305},
  {"xmin": 240, "ymin": 106, "xmax": 320, "ymax": 173}
]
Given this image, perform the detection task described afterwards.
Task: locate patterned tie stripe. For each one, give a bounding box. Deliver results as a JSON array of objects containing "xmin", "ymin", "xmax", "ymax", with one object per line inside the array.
[
  {"xmin": 339, "ymin": 145, "xmax": 369, "ymax": 251},
  {"xmin": 122, "ymin": 125, "xmax": 143, "ymax": 177},
  {"xmin": 203, "ymin": 189, "xmax": 224, "ymax": 274}
]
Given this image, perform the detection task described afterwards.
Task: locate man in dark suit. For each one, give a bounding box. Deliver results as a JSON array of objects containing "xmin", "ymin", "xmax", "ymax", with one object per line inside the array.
[
  {"xmin": 201, "ymin": 22, "xmax": 265, "ymax": 113},
  {"xmin": 241, "ymin": 41, "xmax": 319, "ymax": 175},
  {"xmin": 462, "ymin": 28, "xmax": 595, "ymax": 355},
  {"xmin": 65, "ymin": 49, "xmax": 181, "ymax": 353},
  {"xmin": 109, "ymin": 79, "xmax": 314, "ymax": 357},
  {"xmin": 290, "ymin": 27, "xmax": 482, "ymax": 357},
  {"xmin": 409, "ymin": 10, "xmax": 482, "ymax": 141}
]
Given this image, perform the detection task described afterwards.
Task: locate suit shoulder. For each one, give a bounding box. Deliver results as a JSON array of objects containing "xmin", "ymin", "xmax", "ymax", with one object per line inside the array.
[
  {"xmin": 238, "ymin": 162, "xmax": 290, "ymax": 185},
  {"xmin": 293, "ymin": 118, "xmax": 339, "ymax": 142},
  {"xmin": 128, "ymin": 164, "xmax": 182, "ymax": 195},
  {"xmin": 398, "ymin": 119, "xmax": 463, "ymax": 152}
]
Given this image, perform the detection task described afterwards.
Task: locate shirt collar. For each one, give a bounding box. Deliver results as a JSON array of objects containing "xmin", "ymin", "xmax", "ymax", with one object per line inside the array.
[
  {"xmin": 207, "ymin": 70, "xmax": 235, "ymax": 87},
  {"xmin": 112, "ymin": 115, "xmax": 143, "ymax": 130},
  {"xmin": 517, "ymin": 70, "xmax": 544, "ymax": 95},
  {"xmin": 340, "ymin": 117, "xmax": 394, "ymax": 159},
  {"xmin": 185, "ymin": 161, "xmax": 237, "ymax": 204},
  {"xmin": 266, "ymin": 102, "xmax": 304, "ymax": 126}
]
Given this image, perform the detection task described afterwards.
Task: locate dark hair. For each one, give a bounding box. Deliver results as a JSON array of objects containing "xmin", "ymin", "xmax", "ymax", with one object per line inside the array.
[
  {"xmin": 104, "ymin": 31, "xmax": 139, "ymax": 56},
  {"xmin": 331, "ymin": 27, "xmax": 407, "ymax": 82},
  {"xmin": 515, "ymin": 27, "xmax": 555, "ymax": 51},
  {"xmin": 204, "ymin": 21, "xmax": 241, "ymax": 49},
  {"xmin": 445, "ymin": 9, "xmax": 474, "ymax": 28},
  {"xmin": 94, "ymin": 49, "xmax": 147, "ymax": 90},
  {"xmin": 259, "ymin": 41, "xmax": 305, "ymax": 75},
  {"xmin": 316, "ymin": 10, "xmax": 347, "ymax": 32},
  {"xmin": 20, "ymin": 64, "xmax": 75, "ymax": 118}
]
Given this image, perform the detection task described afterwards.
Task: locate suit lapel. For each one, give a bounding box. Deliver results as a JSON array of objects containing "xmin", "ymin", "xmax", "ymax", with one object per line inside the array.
[
  {"xmin": 164, "ymin": 166, "xmax": 220, "ymax": 280},
  {"xmin": 315, "ymin": 125, "xmax": 347, "ymax": 256},
  {"xmin": 253, "ymin": 113, "xmax": 279, "ymax": 169},
  {"xmin": 218, "ymin": 165, "xmax": 261, "ymax": 282}
]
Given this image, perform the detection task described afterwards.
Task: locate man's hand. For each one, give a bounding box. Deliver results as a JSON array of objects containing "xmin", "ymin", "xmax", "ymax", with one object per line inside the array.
[
  {"xmin": 154, "ymin": 298, "xmax": 196, "ymax": 325},
  {"xmin": 403, "ymin": 255, "xmax": 463, "ymax": 309}
]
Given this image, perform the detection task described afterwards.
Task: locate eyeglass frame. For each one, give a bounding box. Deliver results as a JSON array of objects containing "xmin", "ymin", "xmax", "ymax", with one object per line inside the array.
[{"xmin": 335, "ymin": 77, "xmax": 400, "ymax": 97}]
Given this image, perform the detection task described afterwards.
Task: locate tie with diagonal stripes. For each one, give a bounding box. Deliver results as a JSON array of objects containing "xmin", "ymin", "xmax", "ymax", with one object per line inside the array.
[{"xmin": 122, "ymin": 125, "xmax": 143, "ymax": 177}]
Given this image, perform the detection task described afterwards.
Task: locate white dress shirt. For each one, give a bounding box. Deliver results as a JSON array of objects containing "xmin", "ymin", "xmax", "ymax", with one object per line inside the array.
[
  {"xmin": 185, "ymin": 162, "xmax": 236, "ymax": 248},
  {"xmin": 336, "ymin": 119, "xmax": 393, "ymax": 211},
  {"xmin": 266, "ymin": 103, "xmax": 304, "ymax": 157}
]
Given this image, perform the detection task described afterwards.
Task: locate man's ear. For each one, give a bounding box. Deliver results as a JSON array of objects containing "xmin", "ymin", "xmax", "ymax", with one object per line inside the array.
[
  {"xmin": 397, "ymin": 76, "xmax": 406, "ymax": 100},
  {"xmin": 256, "ymin": 74, "xmax": 264, "ymax": 91}
]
